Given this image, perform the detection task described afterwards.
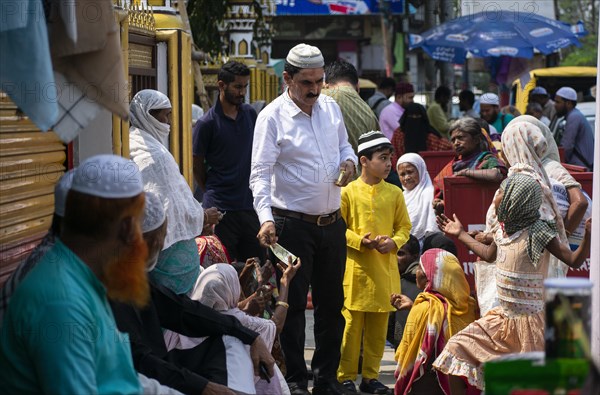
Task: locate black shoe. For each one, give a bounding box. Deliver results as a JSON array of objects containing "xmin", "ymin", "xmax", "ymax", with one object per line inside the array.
[
  {"xmin": 313, "ymin": 380, "xmax": 355, "ymax": 395},
  {"xmin": 358, "ymin": 379, "xmax": 390, "ymax": 394},
  {"xmin": 341, "ymin": 380, "xmax": 357, "ymax": 393},
  {"xmin": 288, "ymin": 382, "xmax": 311, "ymax": 395}
]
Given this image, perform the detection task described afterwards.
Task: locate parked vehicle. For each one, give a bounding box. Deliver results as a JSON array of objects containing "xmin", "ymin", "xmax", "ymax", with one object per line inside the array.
[{"xmin": 510, "ymin": 66, "xmax": 597, "ymax": 114}]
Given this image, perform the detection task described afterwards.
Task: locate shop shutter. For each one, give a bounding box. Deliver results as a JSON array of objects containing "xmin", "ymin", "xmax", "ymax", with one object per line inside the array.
[{"xmin": 0, "ymin": 92, "xmax": 66, "ymax": 287}]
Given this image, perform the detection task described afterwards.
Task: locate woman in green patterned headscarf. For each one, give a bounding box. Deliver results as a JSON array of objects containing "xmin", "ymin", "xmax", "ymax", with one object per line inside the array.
[
  {"xmin": 434, "ymin": 173, "xmax": 592, "ymax": 392},
  {"xmin": 496, "ymin": 173, "xmax": 557, "ymax": 266}
]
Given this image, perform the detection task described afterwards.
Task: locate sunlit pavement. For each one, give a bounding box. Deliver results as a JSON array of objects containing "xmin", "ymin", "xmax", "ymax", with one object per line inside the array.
[{"xmin": 303, "ymin": 309, "xmax": 397, "ymax": 392}]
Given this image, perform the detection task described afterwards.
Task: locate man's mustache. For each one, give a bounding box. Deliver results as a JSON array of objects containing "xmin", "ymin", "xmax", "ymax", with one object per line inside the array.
[{"xmin": 306, "ymin": 93, "xmax": 318, "ymax": 98}]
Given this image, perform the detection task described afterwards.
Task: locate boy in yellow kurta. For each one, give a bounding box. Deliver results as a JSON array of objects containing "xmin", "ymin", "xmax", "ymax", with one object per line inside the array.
[{"xmin": 338, "ymin": 131, "xmax": 411, "ymax": 394}]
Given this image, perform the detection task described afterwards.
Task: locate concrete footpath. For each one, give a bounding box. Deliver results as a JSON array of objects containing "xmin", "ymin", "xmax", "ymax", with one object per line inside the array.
[{"xmin": 303, "ymin": 309, "xmax": 396, "ymax": 393}]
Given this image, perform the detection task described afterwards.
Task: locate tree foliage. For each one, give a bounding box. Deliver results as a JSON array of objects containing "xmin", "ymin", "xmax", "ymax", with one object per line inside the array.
[
  {"xmin": 187, "ymin": 0, "xmax": 267, "ymax": 58},
  {"xmin": 562, "ymin": 34, "xmax": 598, "ymax": 66},
  {"xmin": 557, "ymin": 0, "xmax": 598, "ymax": 67},
  {"xmin": 187, "ymin": 0, "xmax": 228, "ymax": 56}
]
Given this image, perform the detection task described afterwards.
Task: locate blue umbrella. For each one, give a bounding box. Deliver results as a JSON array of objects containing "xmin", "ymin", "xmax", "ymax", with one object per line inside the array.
[{"xmin": 409, "ymin": 11, "xmax": 585, "ymax": 64}]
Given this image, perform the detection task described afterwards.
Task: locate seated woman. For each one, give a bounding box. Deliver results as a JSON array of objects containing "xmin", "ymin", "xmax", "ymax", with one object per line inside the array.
[
  {"xmin": 166, "ymin": 260, "xmax": 300, "ymax": 395},
  {"xmin": 396, "ymin": 153, "xmax": 457, "ymax": 255},
  {"xmin": 394, "ymin": 248, "xmax": 476, "ymax": 395},
  {"xmin": 391, "ymin": 102, "xmax": 453, "ymax": 167},
  {"xmin": 432, "ymin": 118, "xmax": 506, "ymax": 215}
]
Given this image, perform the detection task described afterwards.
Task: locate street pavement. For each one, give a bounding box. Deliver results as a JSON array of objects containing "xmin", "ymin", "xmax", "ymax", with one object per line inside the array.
[{"xmin": 303, "ymin": 309, "xmax": 397, "ymax": 393}]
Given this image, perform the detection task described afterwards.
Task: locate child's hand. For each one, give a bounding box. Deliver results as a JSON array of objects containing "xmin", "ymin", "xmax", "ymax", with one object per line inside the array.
[
  {"xmin": 584, "ymin": 218, "xmax": 592, "ymax": 234},
  {"xmin": 437, "ymin": 213, "xmax": 464, "ymax": 237},
  {"xmin": 390, "ymin": 293, "xmax": 413, "ymax": 311},
  {"xmin": 278, "ymin": 257, "xmax": 301, "ymax": 287},
  {"xmin": 361, "ymin": 233, "xmax": 378, "ymax": 249},
  {"xmin": 374, "ymin": 236, "xmax": 396, "ymax": 254},
  {"xmin": 469, "ymin": 231, "xmax": 493, "ymax": 245}
]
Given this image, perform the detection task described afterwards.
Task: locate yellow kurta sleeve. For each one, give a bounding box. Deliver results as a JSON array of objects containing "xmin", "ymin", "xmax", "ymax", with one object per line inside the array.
[
  {"xmin": 341, "ymin": 185, "xmax": 363, "ymax": 251},
  {"xmin": 392, "ymin": 190, "xmax": 411, "ymax": 252}
]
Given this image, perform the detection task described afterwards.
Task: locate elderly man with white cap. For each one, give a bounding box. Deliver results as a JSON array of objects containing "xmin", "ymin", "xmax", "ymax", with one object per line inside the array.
[
  {"xmin": 250, "ymin": 43, "xmax": 358, "ymax": 395},
  {"xmin": 479, "ymin": 92, "xmax": 514, "ymax": 134},
  {"xmin": 0, "ymin": 155, "xmax": 149, "ymax": 393},
  {"xmin": 554, "ymin": 86, "xmax": 595, "ymax": 170},
  {"xmin": 111, "ymin": 191, "xmax": 273, "ymax": 395}
]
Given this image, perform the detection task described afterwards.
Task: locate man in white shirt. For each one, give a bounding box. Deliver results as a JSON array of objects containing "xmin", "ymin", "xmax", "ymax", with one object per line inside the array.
[{"xmin": 250, "ymin": 43, "xmax": 357, "ymax": 395}]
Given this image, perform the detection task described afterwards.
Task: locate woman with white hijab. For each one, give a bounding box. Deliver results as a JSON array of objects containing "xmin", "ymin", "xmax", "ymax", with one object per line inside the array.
[
  {"xmin": 163, "ymin": 261, "xmax": 300, "ymax": 395},
  {"xmin": 129, "ymin": 90, "xmax": 219, "ymax": 295},
  {"xmin": 396, "ymin": 153, "xmax": 456, "ymax": 254}
]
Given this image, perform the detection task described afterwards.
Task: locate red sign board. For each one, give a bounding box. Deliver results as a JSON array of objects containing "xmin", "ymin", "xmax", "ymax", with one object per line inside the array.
[{"xmin": 442, "ymin": 173, "xmax": 593, "ymax": 290}]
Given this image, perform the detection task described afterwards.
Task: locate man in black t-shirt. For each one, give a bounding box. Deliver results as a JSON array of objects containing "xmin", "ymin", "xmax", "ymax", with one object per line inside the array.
[{"xmin": 193, "ymin": 61, "xmax": 263, "ymax": 263}]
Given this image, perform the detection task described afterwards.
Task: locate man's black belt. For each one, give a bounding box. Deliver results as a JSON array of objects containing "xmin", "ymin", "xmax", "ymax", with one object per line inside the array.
[{"xmin": 272, "ymin": 208, "xmax": 342, "ymax": 227}]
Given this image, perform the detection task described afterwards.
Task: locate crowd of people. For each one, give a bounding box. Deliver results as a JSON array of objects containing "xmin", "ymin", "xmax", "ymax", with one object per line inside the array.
[{"xmin": 0, "ymin": 42, "xmax": 594, "ymax": 395}]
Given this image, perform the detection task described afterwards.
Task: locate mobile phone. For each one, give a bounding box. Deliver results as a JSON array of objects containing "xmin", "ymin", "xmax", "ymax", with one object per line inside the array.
[{"xmin": 259, "ymin": 362, "xmax": 271, "ymax": 383}]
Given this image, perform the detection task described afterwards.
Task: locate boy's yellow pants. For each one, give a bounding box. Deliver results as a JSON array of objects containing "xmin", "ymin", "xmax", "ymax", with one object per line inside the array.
[{"xmin": 337, "ymin": 307, "xmax": 389, "ymax": 382}]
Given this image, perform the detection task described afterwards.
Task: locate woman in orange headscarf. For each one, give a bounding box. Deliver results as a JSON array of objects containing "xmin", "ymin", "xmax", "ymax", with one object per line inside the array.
[{"xmin": 394, "ymin": 249, "xmax": 476, "ymax": 395}]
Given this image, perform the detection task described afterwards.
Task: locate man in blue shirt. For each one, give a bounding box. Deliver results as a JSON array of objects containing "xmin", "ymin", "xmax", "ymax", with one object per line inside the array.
[
  {"xmin": 193, "ymin": 61, "xmax": 262, "ymax": 263},
  {"xmin": 554, "ymin": 86, "xmax": 595, "ymax": 170},
  {"xmin": 0, "ymin": 155, "xmax": 147, "ymax": 394}
]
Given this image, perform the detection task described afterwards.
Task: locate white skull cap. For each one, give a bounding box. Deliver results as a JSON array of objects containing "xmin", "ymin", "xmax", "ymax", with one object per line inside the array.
[
  {"xmin": 555, "ymin": 87, "xmax": 577, "ymax": 101},
  {"xmin": 54, "ymin": 169, "xmax": 75, "ymax": 217},
  {"xmin": 286, "ymin": 43, "xmax": 324, "ymax": 69},
  {"xmin": 480, "ymin": 93, "xmax": 499, "ymax": 106},
  {"xmin": 71, "ymin": 154, "xmax": 143, "ymax": 199}
]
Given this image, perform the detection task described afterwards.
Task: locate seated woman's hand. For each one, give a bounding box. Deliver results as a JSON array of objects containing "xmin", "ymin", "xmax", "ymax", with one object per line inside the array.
[
  {"xmin": 239, "ymin": 257, "xmax": 258, "ymax": 285},
  {"xmin": 239, "ymin": 292, "xmax": 266, "ymax": 316},
  {"xmin": 256, "ymin": 259, "xmax": 274, "ymax": 286},
  {"xmin": 278, "ymin": 256, "xmax": 301, "ymax": 287},
  {"xmin": 391, "ymin": 293, "xmax": 413, "ymax": 311}
]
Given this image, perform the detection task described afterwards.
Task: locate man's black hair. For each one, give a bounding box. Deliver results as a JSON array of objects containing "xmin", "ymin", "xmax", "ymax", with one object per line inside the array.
[
  {"xmin": 400, "ymin": 234, "xmax": 420, "ymax": 257},
  {"xmin": 324, "ymin": 59, "xmax": 359, "ymax": 86},
  {"xmin": 435, "ymin": 86, "xmax": 452, "ymax": 102},
  {"xmin": 358, "ymin": 143, "xmax": 393, "ymax": 160},
  {"xmin": 284, "ymin": 61, "xmax": 302, "ymax": 78},
  {"xmin": 218, "ymin": 61, "xmax": 250, "ymax": 83},
  {"xmin": 378, "ymin": 77, "xmax": 396, "ymax": 90},
  {"xmin": 459, "ymin": 90, "xmax": 475, "ymax": 105}
]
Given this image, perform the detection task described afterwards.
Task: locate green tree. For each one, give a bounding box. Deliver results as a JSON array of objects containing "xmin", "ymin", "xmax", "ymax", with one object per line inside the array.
[
  {"xmin": 557, "ymin": 0, "xmax": 598, "ymax": 67},
  {"xmin": 562, "ymin": 34, "xmax": 598, "ymax": 66},
  {"xmin": 187, "ymin": 0, "xmax": 228, "ymax": 56},
  {"xmin": 187, "ymin": 0, "xmax": 267, "ymax": 57}
]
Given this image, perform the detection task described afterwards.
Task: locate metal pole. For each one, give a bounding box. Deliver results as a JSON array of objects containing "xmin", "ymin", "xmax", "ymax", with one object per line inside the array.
[
  {"xmin": 379, "ymin": 0, "xmax": 393, "ymax": 77},
  {"xmin": 589, "ymin": 4, "xmax": 600, "ymax": 371}
]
